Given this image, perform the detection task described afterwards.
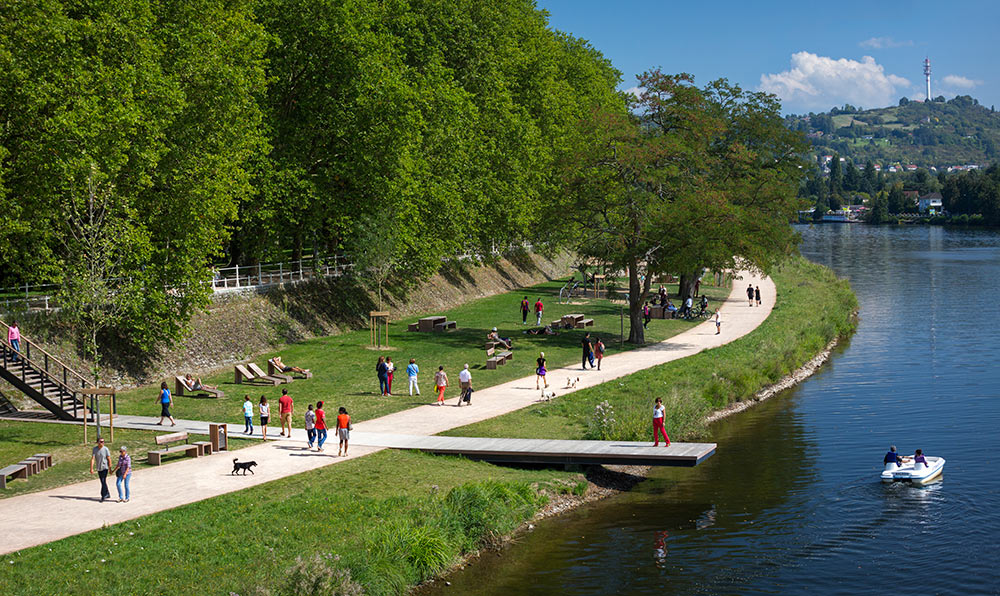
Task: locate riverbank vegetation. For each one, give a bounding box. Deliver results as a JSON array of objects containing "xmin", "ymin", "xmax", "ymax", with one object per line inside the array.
[{"xmin": 446, "ymin": 256, "xmax": 857, "ymax": 442}]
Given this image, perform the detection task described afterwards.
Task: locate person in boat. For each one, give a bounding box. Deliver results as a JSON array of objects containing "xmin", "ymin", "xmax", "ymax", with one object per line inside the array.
[
  {"xmin": 883, "ymin": 445, "xmax": 911, "ymax": 466},
  {"xmin": 912, "ymin": 449, "xmax": 928, "ymax": 467}
]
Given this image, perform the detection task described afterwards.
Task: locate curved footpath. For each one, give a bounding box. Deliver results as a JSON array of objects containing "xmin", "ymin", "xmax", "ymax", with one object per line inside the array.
[{"xmin": 0, "ymin": 272, "xmax": 775, "ymax": 555}]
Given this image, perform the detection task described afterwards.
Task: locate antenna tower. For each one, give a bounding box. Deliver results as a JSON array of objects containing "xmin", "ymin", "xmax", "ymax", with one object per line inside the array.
[{"xmin": 923, "ymin": 57, "xmax": 931, "ymax": 101}]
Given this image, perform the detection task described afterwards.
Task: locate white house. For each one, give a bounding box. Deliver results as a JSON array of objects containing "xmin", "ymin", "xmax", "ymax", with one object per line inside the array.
[{"xmin": 918, "ymin": 192, "xmax": 943, "ymax": 214}]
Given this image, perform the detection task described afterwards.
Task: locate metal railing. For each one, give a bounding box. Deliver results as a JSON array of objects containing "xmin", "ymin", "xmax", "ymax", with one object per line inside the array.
[
  {"xmin": 210, "ymin": 255, "xmax": 353, "ymax": 292},
  {"xmin": 0, "ymin": 319, "xmax": 91, "ymax": 419}
]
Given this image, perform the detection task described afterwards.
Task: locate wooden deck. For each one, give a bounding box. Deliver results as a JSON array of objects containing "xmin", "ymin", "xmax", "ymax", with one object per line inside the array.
[{"xmin": 350, "ymin": 432, "xmax": 716, "ymax": 467}]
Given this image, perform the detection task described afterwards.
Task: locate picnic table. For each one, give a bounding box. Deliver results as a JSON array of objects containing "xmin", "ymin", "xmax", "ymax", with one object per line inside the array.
[{"xmin": 418, "ymin": 316, "xmax": 446, "ymax": 332}]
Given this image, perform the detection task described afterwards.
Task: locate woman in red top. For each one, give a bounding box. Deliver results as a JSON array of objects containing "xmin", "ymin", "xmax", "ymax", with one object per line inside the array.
[
  {"xmin": 314, "ymin": 401, "xmax": 328, "ymax": 452},
  {"xmin": 336, "ymin": 407, "xmax": 351, "ymax": 457}
]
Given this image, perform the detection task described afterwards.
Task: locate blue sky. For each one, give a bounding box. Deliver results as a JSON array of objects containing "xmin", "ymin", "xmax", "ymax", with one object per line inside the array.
[{"xmin": 537, "ymin": 0, "xmax": 1000, "ymax": 114}]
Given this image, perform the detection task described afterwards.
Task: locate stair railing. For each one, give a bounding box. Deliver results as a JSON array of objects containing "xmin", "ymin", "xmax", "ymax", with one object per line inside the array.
[{"xmin": 0, "ymin": 319, "xmax": 92, "ymax": 419}]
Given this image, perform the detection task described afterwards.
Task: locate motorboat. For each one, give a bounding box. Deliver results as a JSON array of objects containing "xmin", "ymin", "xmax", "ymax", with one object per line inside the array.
[{"xmin": 881, "ymin": 455, "xmax": 945, "ymax": 484}]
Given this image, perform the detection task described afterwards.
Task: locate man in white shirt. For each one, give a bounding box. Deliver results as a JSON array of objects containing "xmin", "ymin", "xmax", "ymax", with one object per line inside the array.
[
  {"xmin": 683, "ymin": 296, "xmax": 693, "ymax": 318},
  {"xmin": 458, "ymin": 364, "xmax": 472, "ymax": 406}
]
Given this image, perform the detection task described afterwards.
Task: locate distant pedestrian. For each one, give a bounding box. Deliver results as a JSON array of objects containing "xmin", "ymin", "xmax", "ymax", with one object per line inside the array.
[
  {"xmin": 458, "ymin": 364, "xmax": 472, "ymax": 406},
  {"xmin": 595, "ymin": 338, "xmax": 605, "ymax": 370},
  {"xmin": 376, "ymin": 356, "xmax": 389, "ymax": 396},
  {"xmin": 653, "ymin": 398, "xmax": 670, "ymax": 447},
  {"xmin": 7, "ymin": 320, "xmax": 20, "ymax": 362},
  {"xmin": 89, "ymin": 437, "xmax": 112, "ymax": 502},
  {"xmin": 520, "ymin": 296, "xmax": 530, "ymax": 324},
  {"xmin": 581, "ymin": 333, "xmax": 594, "ymax": 370},
  {"xmin": 242, "ymin": 395, "xmax": 254, "ymax": 434},
  {"xmin": 535, "ymin": 352, "xmax": 548, "ymax": 390},
  {"xmin": 755, "ymin": 285, "xmax": 761, "ymax": 307},
  {"xmin": 336, "ymin": 407, "xmax": 352, "ymax": 456},
  {"xmin": 714, "ymin": 312, "xmax": 721, "ymax": 335},
  {"xmin": 304, "ymin": 404, "xmax": 316, "ymax": 450},
  {"xmin": 113, "ymin": 445, "xmax": 131, "ymax": 503},
  {"xmin": 385, "ymin": 357, "xmax": 395, "ymax": 395},
  {"xmin": 534, "ymin": 297, "xmax": 544, "ymax": 326},
  {"xmin": 643, "ymin": 302, "xmax": 651, "ymax": 329},
  {"xmin": 156, "ymin": 382, "xmax": 176, "ymax": 426},
  {"xmin": 315, "ymin": 401, "xmax": 328, "ymax": 452},
  {"xmin": 407, "ymin": 358, "xmax": 421, "ymax": 396},
  {"xmin": 747, "ymin": 283, "xmax": 754, "ymax": 307},
  {"xmin": 434, "ymin": 366, "xmax": 448, "ymax": 406},
  {"xmin": 278, "ymin": 388, "xmax": 293, "ymax": 437},
  {"xmin": 259, "ymin": 396, "xmax": 270, "ymax": 440},
  {"xmin": 694, "ymin": 279, "xmax": 701, "ymax": 296}
]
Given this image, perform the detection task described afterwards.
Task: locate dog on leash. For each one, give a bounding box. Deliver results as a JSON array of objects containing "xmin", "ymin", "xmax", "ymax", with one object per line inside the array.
[
  {"xmin": 540, "ymin": 389, "xmax": 557, "ymax": 401},
  {"xmin": 232, "ymin": 458, "xmax": 257, "ymax": 475},
  {"xmin": 565, "ymin": 377, "xmax": 580, "ymax": 389}
]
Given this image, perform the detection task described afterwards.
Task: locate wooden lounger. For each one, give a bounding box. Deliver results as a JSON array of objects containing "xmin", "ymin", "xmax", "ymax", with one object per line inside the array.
[
  {"xmin": 248, "ymin": 362, "xmax": 289, "ymax": 384},
  {"xmin": 234, "ymin": 364, "xmax": 280, "ymax": 386},
  {"xmin": 268, "ymin": 359, "xmax": 312, "ymax": 379},
  {"xmin": 174, "ymin": 376, "xmax": 225, "ymax": 398}
]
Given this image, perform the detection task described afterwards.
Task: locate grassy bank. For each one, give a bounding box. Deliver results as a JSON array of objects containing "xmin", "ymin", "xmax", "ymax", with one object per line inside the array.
[
  {"xmin": 0, "ymin": 450, "xmax": 585, "ymax": 595},
  {"xmin": 0, "ymin": 421, "xmax": 258, "ymax": 499},
  {"xmin": 110, "ymin": 278, "xmax": 728, "ymax": 426},
  {"xmin": 445, "ymin": 256, "xmax": 857, "ymax": 442}
]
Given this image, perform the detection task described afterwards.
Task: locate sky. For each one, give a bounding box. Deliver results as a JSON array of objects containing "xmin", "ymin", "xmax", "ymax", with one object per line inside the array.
[{"xmin": 537, "ymin": 0, "xmax": 1000, "ymax": 114}]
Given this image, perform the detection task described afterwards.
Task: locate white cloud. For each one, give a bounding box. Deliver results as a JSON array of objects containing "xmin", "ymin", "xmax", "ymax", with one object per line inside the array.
[
  {"xmin": 623, "ymin": 86, "xmax": 644, "ymax": 99},
  {"xmin": 858, "ymin": 36, "xmax": 913, "ymax": 49},
  {"xmin": 759, "ymin": 52, "xmax": 910, "ymax": 112},
  {"xmin": 941, "ymin": 74, "xmax": 982, "ymax": 89}
]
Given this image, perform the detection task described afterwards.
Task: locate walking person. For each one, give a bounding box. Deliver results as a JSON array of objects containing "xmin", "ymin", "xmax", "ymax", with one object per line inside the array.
[
  {"xmin": 156, "ymin": 382, "xmax": 176, "ymax": 426},
  {"xmin": 747, "ymin": 283, "xmax": 755, "ymax": 307},
  {"xmin": 336, "ymin": 407, "xmax": 352, "ymax": 456},
  {"xmin": 534, "ymin": 297, "xmax": 544, "ymax": 326},
  {"xmin": 643, "ymin": 302, "xmax": 651, "ymax": 329},
  {"xmin": 407, "ymin": 358, "xmax": 420, "ymax": 396},
  {"xmin": 259, "ymin": 396, "xmax": 270, "ymax": 440},
  {"xmin": 581, "ymin": 332, "xmax": 594, "ymax": 370},
  {"xmin": 595, "ymin": 338, "xmax": 605, "ymax": 370},
  {"xmin": 376, "ymin": 356, "xmax": 389, "ymax": 396},
  {"xmin": 457, "ymin": 364, "xmax": 472, "ymax": 406},
  {"xmin": 755, "ymin": 285, "xmax": 761, "ymax": 307},
  {"xmin": 535, "ymin": 352, "xmax": 548, "ymax": 390},
  {"xmin": 385, "ymin": 357, "xmax": 395, "ymax": 396},
  {"xmin": 434, "ymin": 366, "xmax": 448, "ymax": 406},
  {"xmin": 7, "ymin": 320, "xmax": 20, "ymax": 362},
  {"xmin": 113, "ymin": 445, "xmax": 132, "ymax": 503},
  {"xmin": 242, "ymin": 395, "xmax": 254, "ymax": 435},
  {"xmin": 304, "ymin": 404, "xmax": 316, "ymax": 450},
  {"xmin": 278, "ymin": 388, "xmax": 293, "ymax": 437},
  {"xmin": 315, "ymin": 401, "xmax": 328, "ymax": 452},
  {"xmin": 520, "ymin": 296, "xmax": 530, "ymax": 324},
  {"xmin": 89, "ymin": 437, "xmax": 112, "ymax": 502},
  {"xmin": 653, "ymin": 398, "xmax": 671, "ymax": 447}
]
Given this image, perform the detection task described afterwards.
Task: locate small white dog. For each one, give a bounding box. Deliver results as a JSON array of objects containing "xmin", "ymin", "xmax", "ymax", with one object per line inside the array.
[
  {"xmin": 540, "ymin": 389, "xmax": 557, "ymax": 401},
  {"xmin": 565, "ymin": 377, "xmax": 580, "ymax": 389}
]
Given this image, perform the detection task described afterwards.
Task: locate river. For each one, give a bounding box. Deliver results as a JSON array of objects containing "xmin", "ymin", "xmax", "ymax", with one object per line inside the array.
[{"xmin": 422, "ymin": 224, "xmax": 1000, "ymax": 595}]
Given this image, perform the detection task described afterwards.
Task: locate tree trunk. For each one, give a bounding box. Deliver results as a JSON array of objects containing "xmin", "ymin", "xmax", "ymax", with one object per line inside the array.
[{"xmin": 678, "ymin": 271, "xmax": 701, "ymax": 300}]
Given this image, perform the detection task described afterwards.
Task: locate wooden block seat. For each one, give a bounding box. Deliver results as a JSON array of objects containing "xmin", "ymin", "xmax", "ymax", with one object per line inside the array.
[
  {"xmin": 0, "ymin": 464, "xmax": 28, "ymax": 489},
  {"xmin": 193, "ymin": 441, "xmax": 213, "ymax": 456},
  {"xmin": 407, "ymin": 322, "xmax": 419, "ymax": 332},
  {"xmin": 33, "ymin": 453, "xmax": 52, "ymax": 469},
  {"xmin": 485, "ymin": 341, "xmax": 498, "ymax": 350},
  {"xmin": 25, "ymin": 455, "xmax": 48, "ymax": 471},
  {"xmin": 148, "ymin": 432, "xmax": 200, "ymax": 465},
  {"xmin": 433, "ymin": 320, "xmax": 457, "ymax": 332},
  {"xmin": 174, "ymin": 376, "xmax": 225, "ymax": 398},
  {"xmin": 418, "ymin": 316, "xmax": 446, "ymax": 332},
  {"xmin": 575, "ymin": 318, "xmax": 595, "ymax": 328},
  {"xmin": 485, "ymin": 347, "xmax": 508, "ymax": 370}
]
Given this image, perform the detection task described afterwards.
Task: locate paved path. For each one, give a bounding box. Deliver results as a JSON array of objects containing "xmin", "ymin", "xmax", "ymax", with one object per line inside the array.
[{"xmin": 0, "ymin": 272, "xmax": 775, "ymax": 554}]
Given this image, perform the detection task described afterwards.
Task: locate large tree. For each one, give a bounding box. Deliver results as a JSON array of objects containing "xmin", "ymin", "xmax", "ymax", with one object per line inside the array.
[{"xmin": 558, "ymin": 71, "xmax": 806, "ymax": 343}]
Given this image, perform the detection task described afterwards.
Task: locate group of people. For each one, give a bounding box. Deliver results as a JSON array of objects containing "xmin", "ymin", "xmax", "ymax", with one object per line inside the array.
[
  {"xmin": 240, "ymin": 391, "xmax": 353, "ymax": 455},
  {"xmin": 520, "ymin": 296, "xmax": 544, "ymax": 326}
]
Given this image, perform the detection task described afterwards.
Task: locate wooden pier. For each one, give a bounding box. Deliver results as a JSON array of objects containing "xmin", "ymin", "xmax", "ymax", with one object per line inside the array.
[{"xmin": 351, "ymin": 432, "xmax": 716, "ymax": 467}]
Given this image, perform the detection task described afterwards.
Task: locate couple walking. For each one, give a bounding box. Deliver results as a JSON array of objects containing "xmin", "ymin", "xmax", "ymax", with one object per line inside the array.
[
  {"xmin": 90, "ymin": 438, "xmax": 132, "ymax": 503},
  {"xmin": 304, "ymin": 401, "xmax": 352, "ymax": 456},
  {"xmin": 432, "ymin": 364, "xmax": 474, "ymax": 406},
  {"xmin": 746, "ymin": 284, "xmax": 761, "ymax": 307}
]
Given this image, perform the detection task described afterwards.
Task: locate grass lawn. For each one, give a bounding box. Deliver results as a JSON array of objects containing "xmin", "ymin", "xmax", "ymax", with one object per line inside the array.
[
  {"xmin": 0, "ymin": 449, "xmax": 585, "ymax": 595},
  {"xmin": 112, "ymin": 277, "xmax": 729, "ymax": 427},
  {"xmin": 443, "ymin": 257, "xmax": 858, "ymax": 443},
  {"xmin": 0, "ymin": 421, "xmax": 258, "ymax": 499}
]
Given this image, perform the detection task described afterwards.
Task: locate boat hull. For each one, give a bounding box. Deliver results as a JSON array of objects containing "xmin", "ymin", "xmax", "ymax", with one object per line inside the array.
[{"xmin": 881, "ymin": 456, "xmax": 945, "ymax": 484}]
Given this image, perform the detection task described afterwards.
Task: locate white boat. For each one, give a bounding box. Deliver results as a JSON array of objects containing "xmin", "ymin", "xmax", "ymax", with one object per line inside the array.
[{"xmin": 881, "ymin": 456, "xmax": 945, "ymax": 484}]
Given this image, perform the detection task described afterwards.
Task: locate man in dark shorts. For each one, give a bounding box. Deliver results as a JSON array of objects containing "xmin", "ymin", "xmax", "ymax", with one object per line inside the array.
[
  {"xmin": 581, "ymin": 332, "xmax": 594, "ymax": 370},
  {"xmin": 747, "ymin": 284, "xmax": 755, "ymax": 306}
]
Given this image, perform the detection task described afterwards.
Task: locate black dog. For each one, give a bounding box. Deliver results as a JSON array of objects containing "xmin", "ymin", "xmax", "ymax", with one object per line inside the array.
[{"xmin": 232, "ymin": 458, "xmax": 257, "ymax": 475}]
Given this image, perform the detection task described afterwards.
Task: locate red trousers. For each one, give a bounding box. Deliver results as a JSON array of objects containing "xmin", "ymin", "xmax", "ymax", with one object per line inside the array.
[{"xmin": 653, "ymin": 417, "xmax": 670, "ymax": 445}]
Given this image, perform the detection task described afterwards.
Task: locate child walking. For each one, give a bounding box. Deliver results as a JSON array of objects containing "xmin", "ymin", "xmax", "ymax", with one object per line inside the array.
[
  {"xmin": 337, "ymin": 407, "xmax": 352, "ymax": 456},
  {"xmin": 242, "ymin": 395, "xmax": 254, "ymax": 435},
  {"xmin": 259, "ymin": 396, "xmax": 270, "ymax": 440},
  {"xmin": 653, "ymin": 397, "xmax": 670, "ymax": 447}
]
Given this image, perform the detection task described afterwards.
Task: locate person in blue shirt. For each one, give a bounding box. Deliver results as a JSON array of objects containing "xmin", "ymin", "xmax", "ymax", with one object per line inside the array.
[
  {"xmin": 406, "ymin": 358, "xmax": 420, "ymax": 396},
  {"xmin": 156, "ymin": 382, "xmax": 176, "ymax": 426}
]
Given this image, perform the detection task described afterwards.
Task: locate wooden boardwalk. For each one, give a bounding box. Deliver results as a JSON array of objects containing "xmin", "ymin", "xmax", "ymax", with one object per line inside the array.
[{"xmin": 351, "ymin": 432, "xmax": 716, "ymax": 467}]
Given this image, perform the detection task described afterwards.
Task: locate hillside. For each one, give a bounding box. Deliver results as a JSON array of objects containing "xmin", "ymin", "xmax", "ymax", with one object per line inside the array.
[{"xmin": 787, "ymin": 95, "xmax": 1000, "ymax": 168}]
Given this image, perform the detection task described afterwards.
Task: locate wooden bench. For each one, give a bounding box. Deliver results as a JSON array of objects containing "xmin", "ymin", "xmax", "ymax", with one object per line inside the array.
[
  {"xmin": 24, "ymin": 455, "xmax": 48, "ymax": 472},
  {"xmin": 486, "ymin": 347, "xmax": 505, "ymax": 369},
  {"xmin": 485, "ymin": 341, "xmax": 499, "ymax": 350},
  {"xmin": 575, "ymin": 318, "xmax": 595, "ymax": 328},
  {"xmin": 32, "ymin": 453, "xmax": 52, "ymax": 469},
  {"xmin": 0, "ymin": 464, "xmax": 28, "ymax": 489},
  {"xmin": 18, "ymin": 459, "xmax": 40, "ymax": 476},
  {"xmin": 147, "ymin": 432, "xmax": 201, "ymax": 465},
  {"xmin": 433, "ymin": 320, "xmax": 457, "ymax": 332},
  {"xmin": 268, "ymin": 359, "xmax": 313, "ymax": 379},
  {"xmin": 248, "ymin": 362, "xmax": 289, "ymax": 385},
  {"xmin": 174, "ymin": 376, "xmax": 225, "ymax": 398},
  {"xmin": 407, "ymin": 322, "xmax": 419, "ymax": 332},
  {"xmin": 418, "ymin": 316, "xmax": 446, "ymax": 332},
  {"xmin": 235, "ymin": 364, "xmax": 280, "ymax": 386}
]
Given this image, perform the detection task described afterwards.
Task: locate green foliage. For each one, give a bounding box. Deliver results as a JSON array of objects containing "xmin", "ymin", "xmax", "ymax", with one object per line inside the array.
[
  {"xmin": 865, "ymin": 190, "xmax": 892, "ymax": 224},
  {"xmin": 941, "ymin": 164, "xmax": 1000, "ymax": 223}
]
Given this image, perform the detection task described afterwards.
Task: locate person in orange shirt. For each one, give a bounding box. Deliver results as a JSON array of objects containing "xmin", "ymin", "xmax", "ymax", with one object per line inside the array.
[{"xmin": 336, "ymin": 407, "xmax": 352, "ymax": 456}]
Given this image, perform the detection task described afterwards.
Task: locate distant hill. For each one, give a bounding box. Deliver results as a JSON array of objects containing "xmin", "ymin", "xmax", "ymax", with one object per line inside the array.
[{"xmin": 786, "ymin": 96, "xmax": 1000, "ymax": 169}]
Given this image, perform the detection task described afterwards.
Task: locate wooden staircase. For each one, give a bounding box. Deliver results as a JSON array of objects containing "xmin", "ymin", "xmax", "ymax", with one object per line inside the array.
[{"xmin": 0, "ymin": 320, "xmax": 91, "ymax": 421}]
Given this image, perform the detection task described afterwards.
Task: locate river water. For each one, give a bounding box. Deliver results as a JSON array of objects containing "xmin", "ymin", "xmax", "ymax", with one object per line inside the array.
[{"xmin": 424, "ymin": 225, "xmax": 1000, "ymax": 595}]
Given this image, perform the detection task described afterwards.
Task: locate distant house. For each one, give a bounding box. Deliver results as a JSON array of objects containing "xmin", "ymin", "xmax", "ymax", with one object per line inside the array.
[
  {"xmin": 905, "ymin": 164, "xmax": 918, "ymax": 171},
  {"xmin": 888, "ymin": 166, "xmax": 898, "ymax": 173},
  {"xmin": 918, "ymin": 192, "xmax": 943, "ymax": 214}
]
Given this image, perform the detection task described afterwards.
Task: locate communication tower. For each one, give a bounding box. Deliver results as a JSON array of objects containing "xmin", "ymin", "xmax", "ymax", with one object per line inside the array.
[{"xmin": 923, "ymin": 57, "xmax": 931, "ymax": 101}]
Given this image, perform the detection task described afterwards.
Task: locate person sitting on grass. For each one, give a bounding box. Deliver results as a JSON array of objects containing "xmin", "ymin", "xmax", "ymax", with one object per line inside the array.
[
  {"xmin": 525, "ymin": 325, "xmax": 556, "ymax": 336},
  {"xmin": 182, "ymin": 374, "xmax": 217, "ymax": 392},
  {"xmin": 270, "ymin": 356, "xmax": 310, "ymax": 375},
  {"xmin": 488, "ymin": 327, "xmax": 512, "ymax": 349}
]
